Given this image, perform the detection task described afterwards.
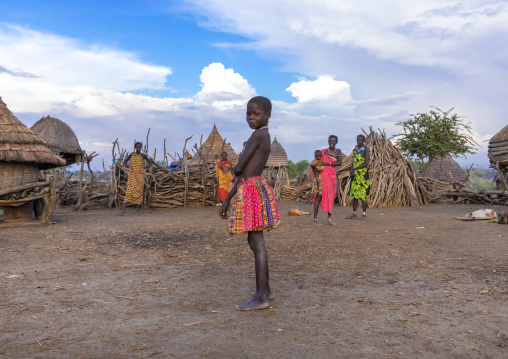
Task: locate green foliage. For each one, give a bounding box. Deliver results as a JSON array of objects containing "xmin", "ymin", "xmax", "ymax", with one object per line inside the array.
[
  {"xmin": 468, "ymin": 168, "xmax": 496, "ymax": 190},
  {"xmin": 412, "ymin": 160, "xmax": 422, "ymax": 173},
  {"xmin": 288, "ymin": 159, "xmax": 310, "ymax": 179},
  {"xmin": 393, "ymin": 107, "xmax": 478, "ymax": 176}
]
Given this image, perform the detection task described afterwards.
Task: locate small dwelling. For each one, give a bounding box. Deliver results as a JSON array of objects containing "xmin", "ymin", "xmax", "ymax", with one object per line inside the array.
[
  {"xmin": 419, "ymin": 154, "xmax": 467, "ymax": 182},
  {"xmin": 190, "ymin": 124, "xmax": 237, "ymax": 167},
  {"xmin": 265, "ymin": 137, "xmax": 289, "ymax": 199},
  {"xmin": 31, "ymin": 115, "xmax": 82, "ymax": 166},
  {"xmin": 0, "ymin": 97, "xmax": 65, "ymax": 222}
]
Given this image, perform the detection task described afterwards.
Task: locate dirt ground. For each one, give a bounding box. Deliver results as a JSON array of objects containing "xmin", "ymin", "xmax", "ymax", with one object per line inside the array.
[{"xmin": 0, "ymin": 201, "xmax": 507, "ymax": 359}]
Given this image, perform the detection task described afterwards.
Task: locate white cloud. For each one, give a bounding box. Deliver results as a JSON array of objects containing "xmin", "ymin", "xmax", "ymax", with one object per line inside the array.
[
  {"xmin": 0, "ymin": 24, "xmax": 172, "ymax": 113},
  {"xmin": 284, "ymin": 75, "xmax": 354, "ymax": 116},
  {"xmin": 195, "ymin": 62, "xmax": 256, "ymax": 110}
]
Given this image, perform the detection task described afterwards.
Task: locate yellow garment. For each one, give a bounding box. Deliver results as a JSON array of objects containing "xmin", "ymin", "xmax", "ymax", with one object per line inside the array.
[
  {"xmin": 216, "ymin": 160, "xmax": 233, "ymax": 203},
  {"xmin": 310, "ymin": 158, "xmax": 325, "ymax": 172},
  {"xmin": 124, "ymin": 152, "xmax": 145, "ymax": 205}
]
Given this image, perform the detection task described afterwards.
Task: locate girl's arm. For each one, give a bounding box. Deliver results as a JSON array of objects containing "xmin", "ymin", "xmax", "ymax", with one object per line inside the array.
[
  {"xmin": 219, "ymin": 177, "xmax": 240, "ymax": 219},
  {"xmin": 233, "ymin": 133, "xmax": 261, "ymax": 176}
]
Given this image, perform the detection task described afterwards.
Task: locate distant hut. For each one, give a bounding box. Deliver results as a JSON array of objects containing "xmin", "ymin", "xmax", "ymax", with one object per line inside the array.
[
  {"xmin": 0, "ymin": 97, "xmax": 65, "ymax": 222},
  {"xmin": 488, "ymin": 125, "xmax": 508, "ymax": 190},
  {"xmin": 191, "ymin": 124, "xmax": 237, "ymax": 167},
  {"xmin": 264, "ymin": 137, "xmax": 289, "ymax": 199},
  {"xmin": 489, "ymin": 125, "xmax": 508, "ymax": 170},
  {"xmin": 31, "ymin": 116, "xmax": 82, "ymax": 166},
  {"xmin": 419, "ymin": 154, "xmax": 467, "ymax": 182}
]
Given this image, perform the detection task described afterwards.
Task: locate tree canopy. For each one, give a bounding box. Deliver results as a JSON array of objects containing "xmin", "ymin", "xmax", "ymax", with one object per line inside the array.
[
  {"xmin": 288, "ymin": 159, "xmax": 309, "ymax": 179},
  {"xmin": 393, "ymin": 107, "xmax": 477, "ymax": 176}
]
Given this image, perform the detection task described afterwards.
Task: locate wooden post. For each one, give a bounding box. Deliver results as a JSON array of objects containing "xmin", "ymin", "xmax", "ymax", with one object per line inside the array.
[
  {"xmin": 41, "ymin": 175, "xmax": 56, "ymax": 223},
  {"xmin": 75, "ymin": 150, "xmax": 86, "ymax": 208},
  {"xmin": 182, "ymin": 136, "xmax": 193, "ymax": 208}
]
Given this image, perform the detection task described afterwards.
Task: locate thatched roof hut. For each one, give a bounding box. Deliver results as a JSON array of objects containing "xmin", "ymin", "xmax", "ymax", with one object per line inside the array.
[
  {"xmin": 31, "ymin": 116, "xmax": 82, "ymax": 166},
  {"xmin": 488, "ymin": 125, "xmax": 508, "ymax": 171},
  {"xmin": 191, "ymin": 124, "xmax": 237, "ymax": 166},
  {"xmin": 419, "ymin": 154, "xmax": 467, "ymax": 182},
  {"xmin": 0, "ymin": 98, "xmax": 65, "ymax": 186},
  {"xmin": 266, "ymin": 137, "xmax": 288, "ymax": 168}
]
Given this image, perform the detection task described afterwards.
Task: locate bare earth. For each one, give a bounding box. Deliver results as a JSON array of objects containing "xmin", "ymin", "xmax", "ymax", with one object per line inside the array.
[{"xmin": 0, "ymin": 201, "xmax": 507, "ymax": 359}]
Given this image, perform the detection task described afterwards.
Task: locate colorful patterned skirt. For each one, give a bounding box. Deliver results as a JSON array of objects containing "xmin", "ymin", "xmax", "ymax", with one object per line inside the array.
[
  {"xmin": 228, "ymin": 176, "xmax": 280, "ymax": 236},
  {"xmin": 313, "ymin": 172, "xmax": 323, "ymax": 198}
]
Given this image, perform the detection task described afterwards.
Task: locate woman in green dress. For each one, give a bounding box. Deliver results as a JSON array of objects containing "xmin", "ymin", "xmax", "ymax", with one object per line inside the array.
[{"xmin": 347, "ymin": 135, "xmax": 371, "ymax": 221}]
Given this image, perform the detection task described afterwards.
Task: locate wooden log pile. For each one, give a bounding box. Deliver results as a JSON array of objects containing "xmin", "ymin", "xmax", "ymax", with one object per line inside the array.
[
  {"xmin": 107, "ymin": 132, "xmax": 219, "ymax": 209},
  {"xmin": 57, "ymin": 178, "xmax": 108, "ymax": 207},
  {"xmin": 281, "ymin": 127, "xmax": 430, "ymax": 208},
  {"xmin": 108, "ymin": 162, "xmax": 217, "ymax": 208},
  {"xmin": 418, "ymin": 177, "xmax": 508, "ymax": 205},
  {"xmin": 281, "ymin": 183, "xmax": 312, "ymax": 201},
  {"xmin": 336, "ymin": 127, "xmax": 430, "ymax": 208}
]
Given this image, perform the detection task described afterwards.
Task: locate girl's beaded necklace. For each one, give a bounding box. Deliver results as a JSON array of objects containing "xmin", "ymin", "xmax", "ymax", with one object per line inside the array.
[
  {"xmin": 328, "ymin": 147, "xmax": 339, "ymax": 156},
  {"xmin": 256, "ymin": 126, "xmax": 269, "ymax": 131}
]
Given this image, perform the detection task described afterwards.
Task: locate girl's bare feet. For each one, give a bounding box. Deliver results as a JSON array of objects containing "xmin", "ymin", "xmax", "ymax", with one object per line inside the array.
[
  {"xmin": 235, "ymin": 298, "xmax": 270, "ymax": 311},
  {"xmin": 346, "ymin": 214, "xmax": 357, "ymax": 219}
]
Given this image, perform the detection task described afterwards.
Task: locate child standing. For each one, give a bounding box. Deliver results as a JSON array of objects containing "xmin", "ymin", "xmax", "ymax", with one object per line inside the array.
[
  {"xmin": 219, "ymin": 96, "xmax": 280, "ymax": 311},
  {"xmin": 310, "ymin": 150, "xmax": 325, "ymax": 225}
]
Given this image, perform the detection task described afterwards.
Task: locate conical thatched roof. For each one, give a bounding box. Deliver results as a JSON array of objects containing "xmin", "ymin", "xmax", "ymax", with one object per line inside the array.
[
  {"xmin": 0, "ymin": 97, "xmax": 65, "ymax": 169},
  {"xmin": 488, "ymin": 125, "xmax": 508, "ymax": 170},
  {"xmin": 31, "ymin": 115, "xmax": 82, "ymax": 165},
  {"xmin": 266, "ymin": 137, "xmax": 288, "ymax": 167},
  {"xmin": 191, "ymin": 124, "xmax": 237, "ymax": 165},
  {"xmin": 420, "ymin": 154, "xmax": 467, "ymax": 182}
]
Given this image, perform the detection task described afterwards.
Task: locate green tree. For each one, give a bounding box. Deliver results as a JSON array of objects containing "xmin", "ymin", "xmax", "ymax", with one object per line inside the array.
[
  {"xmin": 393, "ymin": 107, "xmax": 478, "ymax": 177},
  {"xmin": 288, "ymin": 159, "xmax": 310, "ymax": 179}
]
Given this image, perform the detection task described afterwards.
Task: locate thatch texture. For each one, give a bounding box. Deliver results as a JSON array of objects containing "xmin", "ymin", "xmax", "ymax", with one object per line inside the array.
[
  {"xmin": 419, "ymin": 154, "xmax": 467, "ymax": 182},
  {"xmin": 488, "ymin": 125, "xmax": 508, "ymax": 170},
  {"xmin": 0, "ymin": 97, "xmax": 65, "ymax": 169},
  {"xmin": 31, "ymin": 116, "xmax": 82, "ymax": 165},
  {"xmin": 266, "ymin": 137, "xmax": 288, "ymax": 168},
  {"xmin": 190, "ymin": 124, "xmax": 237, "ymax": 166}
]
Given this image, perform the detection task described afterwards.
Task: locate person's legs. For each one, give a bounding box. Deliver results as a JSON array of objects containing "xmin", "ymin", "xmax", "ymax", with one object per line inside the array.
[
  {"xmin": 327, "ymin": 212, "xmax": 336, "ymax": 225},
  {"xmin": 313, "ymin": 196, "xmax": 322, "ymax": 225},
  {"xmin": 136, "ymin": 204, "xmax": 140, "ymax": 215},
  {"xmin": 361, "ymin": 200, "xmax": 368, "ymax": 221},
  {"xmin": 119, "ymin": 202, "xmax": 127, "ymax": 215},
  {"xmin": 236, "ymin": 231, "xmax": 270, "ymax": 311},
  {"xmin": 347, "ymin": 199, "xmax": 358, "ymax": 219}
]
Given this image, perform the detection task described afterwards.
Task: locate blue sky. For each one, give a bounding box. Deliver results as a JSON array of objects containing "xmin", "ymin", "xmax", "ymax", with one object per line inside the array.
[{"xmin": 1, "ymin": 0, "xmax": 507, "ymax": 168}]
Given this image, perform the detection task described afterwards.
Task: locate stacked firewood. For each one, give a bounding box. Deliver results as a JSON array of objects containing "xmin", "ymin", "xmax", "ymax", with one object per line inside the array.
[
  {"xmin": 336, "ymin": 127, "xmax": 430, "ymax": 208},
  {"xmin": 281, "ymin": 127, "xmax": 430, "ymax": 208},
  {"xmin": 107, "ymin": 133, "xmax": 219, "ymax": 209},
  {"xmin": 57, "ymin": 178, "xmax": 108, "ymax": 206},
  {"xmin": 419, "ymin": 177, "xmax": 508, "ymax": 205},
  {"xmin": 108, "ymin": 162, "xmax": 217, "ymax": 208},
  {"xmin": 281, "ymin": 183, "xmax": 312, "ymax": 201}
]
